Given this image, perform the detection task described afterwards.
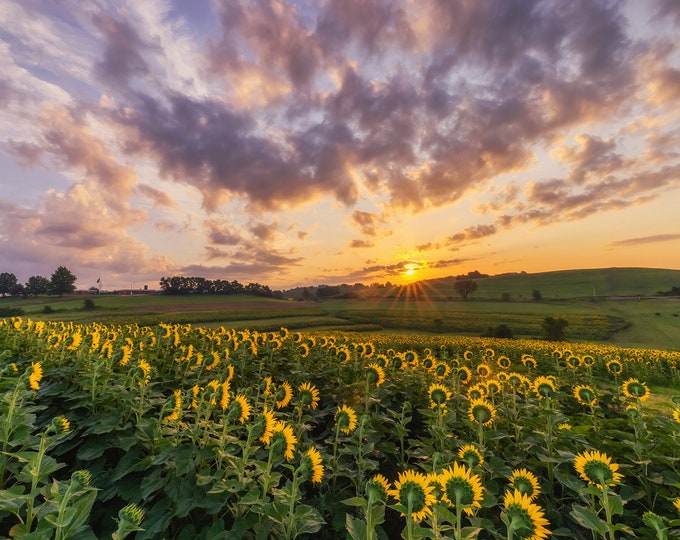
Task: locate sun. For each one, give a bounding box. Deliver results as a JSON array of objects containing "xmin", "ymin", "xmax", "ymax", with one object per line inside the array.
[{"xmin": 403, "ymin": 262, "xmax": 419, "ymax": 278}]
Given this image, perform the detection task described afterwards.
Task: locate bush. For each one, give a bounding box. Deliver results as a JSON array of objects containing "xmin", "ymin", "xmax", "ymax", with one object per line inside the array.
[
  {"xmin": 82, "ymin": 298, "xmax": 96, "ymax": 311},
  {"xmin": 42, "ymin": 305, "xmax": 55, "ymax": 314},
  {"xmin": 542, "ymin": 316, "xmax": 568, "ymax": 341},
  {"xmin": 0, "ymin": 307, "xmax": 24, "ymax": 317}
]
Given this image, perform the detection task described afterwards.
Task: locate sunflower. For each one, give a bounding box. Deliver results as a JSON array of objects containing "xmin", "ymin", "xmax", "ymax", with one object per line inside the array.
[
  {"xmin": 673, "ymin": 497, "xmax": 680, "ymax": 514},
  {"xmin": 573, "ymin": 385, "xmax": 597, "ymax": 406},
  {"xmin": 497, "ymin": 355, "xmax": 512, "ymax": 369},
  {"xmin": 275, "ymin": 381, "xmax": 294, "ymax": 409},
  {"xmin": 439, "ymin": 462, "xmax": 484, "ymax": 515},
  {"xmin": 574, "ymin": 450, "xmax": 623, "ymax": 487},
  {"xmin": 458, "ymin": 444, "xmax": 484, "ymax": 468},
  {"xmin": 28, "ymin": 362, "xmax": 43, "ymax": 391},
  {"xmin": 388, "ymin": 469, "xmax": 436, "ymax": 522},
  {"xmin": 486, "ymin": 379, "xmax": 501, "ymax": 396},
  {"xmin": 300, "ymin": 446, "xmax": 324, "ymax": 484},
  {"xmin": 532, "ymin": 376, "xmax": 556, "ymax": 398},
  {"xmin": 335, "ymin": 404, "xmax": 358, "ymax": 434},
  {"xmin": 606, "ymin": 359, "xmax": 623, "ymax": 375},
  {"xmin": 522, "ymin": 356, "xmax": 537, "ymax": 369},
  {"xmin": 337, "ymin": 346, "xmax": 352, "ymax": 363},
  {"xmin": 51, "ymin": 415, "xmax": 71, "ymax": 435},
  {"xmin": 476, "ymin": 363, "xmax": 492, "ymax": 378},
  {"xmin": 297, "ymin": 382, "xmax": 320, "ymax": 409},
  {"xmin": 673, "ymin": 409, "xmax": 680, "ymax": 423},
  {"xmin": 374, "ymin": 354, "xmax": 389, "ymax": 367},
  {"xmin": 270, "ymin": 421, "xmax": 298, "ymax": 461},
  {"xmin": 367, "ymin": 474, "xmax": 391, "ymax": 502},
  {"xmin": 257, "ymin": 407, "xmax": 277, "ymax": 445},
  {"xmin": 434, "ymin": 362, "xmax": 451, "ymax": 379},
  {"xmin": 565, "ymin": 355, "xmax": 582, "ymax": 370},
  {"xmin": 502, "ymin": 490, "xmax": 551, "ymax": 540},
  {"xmin": 468, "ymin": 398, "xmax": 496, "ymax": 426},
  {"xmin": 557, "ymin": 423, "xmax": 572, "ymax": 431},
  {"xmin": 404, "ymin": 350, "xmax": 419, "ymax": 365},
  {"xmin": 508, "ymin": 469, "xmax": 541, "ymax": 501},
  {"xmin": 366, "ymin": 363, "xmax": 386, "ymax": 387},
  {"xmin": 298, "ymin": 343, "xmax": 310, "ymax": 358},
  {"xmin": 457, "ymin": 366, "xmax": 473, "ymax": 385},
  {"xmin": 467, "ymin": 383, "xmax": 488, "ymax": 401},
  {"xmin": 228, "ymin": 394, "xmax": 251, "ymax": 424},
  {"xmin": 262, "ymin": 376, "xmax": 273, "ymax": 397},
  {"xmin": 622, "ymin": 378, "xmax": 650, "ymax": 401},
  {"xmin": 429, "ymin": 383, "xmax": 452, "ymax": 408}
]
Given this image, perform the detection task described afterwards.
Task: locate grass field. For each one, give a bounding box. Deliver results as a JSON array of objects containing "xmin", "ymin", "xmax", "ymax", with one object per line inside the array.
[{"xmin": 1, "ymin": 268, "xmax": 679, "ymax": 350}]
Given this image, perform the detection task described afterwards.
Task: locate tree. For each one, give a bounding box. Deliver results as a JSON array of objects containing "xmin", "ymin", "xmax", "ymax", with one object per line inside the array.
[
  {"xmin": 542, "ymin": 316, "xmax": 568, "ymax": 341},
  {"xmin": 50, "ymin": 266, "xmax": 77, "ymax": 296},
  {"xmin": 532, "ymin": 289, "xmax": 543, "ymax": 301},
  {"xmin": 0, "ymin": 272, "xmax": 18, "ymax": 297},
  {"xmin": 26, "ymin": 275, "xmax": 51, "ymax": 296},
  {"xmin": 454, "ymin": 278, "xmax": 477, "ymax": 300}
]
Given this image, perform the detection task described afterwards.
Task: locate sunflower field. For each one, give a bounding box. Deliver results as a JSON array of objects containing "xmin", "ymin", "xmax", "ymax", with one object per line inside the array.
[{"xmin": 1, "ymin": 317, "xmax": 680, "ymax": 539}]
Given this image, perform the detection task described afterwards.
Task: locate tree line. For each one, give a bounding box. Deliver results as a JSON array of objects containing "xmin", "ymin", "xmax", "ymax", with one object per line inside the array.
[
  {"xmin": 0, "ymin": 267, "xmax": 77, "ymax": 298},
  {"xmin": 158, "ymin": 276, "xmax": 283, "ymax": 298}
]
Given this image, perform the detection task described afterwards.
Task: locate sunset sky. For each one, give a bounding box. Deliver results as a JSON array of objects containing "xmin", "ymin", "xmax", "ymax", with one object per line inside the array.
[{"xmin": 1, "ymin": 0, "xmax": 680, "ymax": 291}]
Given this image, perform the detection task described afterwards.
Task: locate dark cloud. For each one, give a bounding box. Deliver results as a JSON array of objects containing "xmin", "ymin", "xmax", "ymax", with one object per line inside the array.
[
  {"xmin": 557, "ymin": 135, "xmax": 626, "ymax": 184},
  {"xmin": 205, "ymin": 220, "xmax": 243, "ymax": 246},
  {"xmin": 654, "ymin": 0, "xmax": 680, "ymax": 25},
  {"xmin": 316, "ymin": 0, "xmax": 415, "ymax": 55},
  {"xmin": 114, "ymin": 92, "xmax": 359, "ymax": 211},
  {"xmin": 447, "ymin": 224, "xmax": 498, "ymax": 244},
  {"xmin": 209, "ymin": 0, "xmax": 323, "ymax": 91},
  {"xmin": 609, "ymin": 233, "xmax": 680, "ymax": 247},
  {"xmin": 249, "ymin": 221, "xmax": 278, "ymax": 241},
  {"xmin": 350, "ymin": 239, "xmax": 374, "ymax": 248},
  {"xmin": 92, "ymin": 12, "xmax": 150, "ymax": 88}
]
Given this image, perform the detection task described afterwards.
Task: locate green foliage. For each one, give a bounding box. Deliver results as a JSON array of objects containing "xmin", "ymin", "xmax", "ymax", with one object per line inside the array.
[
  {"xmin": 1, "ymin": 317, "xmax": 680, "ymax": 538},
  {"xmin": 0, "ymin": 273, "xmax": 18, "ymax": 297},
  {"xmin": 454, "ymin": 279, "xmax": 477, "ymax": 300},
  {"xmin": 542, "ymin": 316, "xmax": 569, "ymax": 341},
  {"xmin": 49, "ymin": 267, "xmax": 77, "ymax": 297}
]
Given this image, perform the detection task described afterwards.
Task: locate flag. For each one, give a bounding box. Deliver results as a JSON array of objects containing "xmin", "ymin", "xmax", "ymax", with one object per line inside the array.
[{"xmin": 96, "ymin": 277, "xmax": 101, "ymax": 284}]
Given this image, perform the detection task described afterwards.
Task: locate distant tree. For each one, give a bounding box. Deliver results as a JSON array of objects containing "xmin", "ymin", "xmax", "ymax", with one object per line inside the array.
[
  {"xmin": 11, "ymin": 283, "xmax": 26, "ymax": 297},
  {"xmin": 82, "ymin": 298, "xmax": 96, "ymax": 311},
  {"xmin": 50, "ymin": 266, "xmax": 77, "ymax": 296},
  {"xmin": 532, "ymin": 289, "xmax": 543, "ymax": 301},
  {"xmin": 542, "ymin": 316, "xmax": 568, "ymax": 341},
  {"xmin": 0, "ymin": 272, "xmax": 18, "ymax": 297},
  {"xmin": 454, "ymin": 278, "xmax": 477, "ymax": 300},
  {"xmin": 26, "ymin": 275, "xmax": 51, "ymax": 296},
  {"xmin": 501, "ymin": 292, "xmax": 512, "ymax": 302}
]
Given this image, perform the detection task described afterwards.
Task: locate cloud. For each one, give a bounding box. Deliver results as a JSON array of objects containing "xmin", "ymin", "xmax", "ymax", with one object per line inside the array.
[
  {"xmin": 136, "ymin": 183, "xmax": 176, "ymax": 208},
  {"xmin": 92, "ymin": 12, "xmax": 151, "ymax": 88},
  {"xmin": 609, "ymin": 234, "xmax": 680, "ymax": 247},
  {"xmin": 447, "ymin": 224, "xmax": 498, "ymax": 245},
  {"xmin": 350, "ymin": 239, "xmax": 374, "ymax": 248}
]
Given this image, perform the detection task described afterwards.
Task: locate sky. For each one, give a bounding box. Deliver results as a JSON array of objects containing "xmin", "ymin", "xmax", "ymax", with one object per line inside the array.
[{"xmin": 1, "ymin": 0, "xmax": 680, "ymax": 291}]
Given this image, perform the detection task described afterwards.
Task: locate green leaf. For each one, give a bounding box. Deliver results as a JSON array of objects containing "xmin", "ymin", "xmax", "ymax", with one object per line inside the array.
[
  {"xmin": 346, "ymin": 514, "xmax": 367, "ymax": 540},
  {"xmin": 570, "ymin": 504, "xmax": 608, "ymax": 534},
  {"xmin": 342, "ymin": 496, "xmax": 368, "ymax": 509},
  {"xmin": 293, "ymin": 504, "xmax": 325, "ymax": 535}
]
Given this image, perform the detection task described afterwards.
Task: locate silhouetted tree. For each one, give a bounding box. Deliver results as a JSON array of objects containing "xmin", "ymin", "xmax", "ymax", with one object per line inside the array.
[
  {"xmin": 532, "ymin": 289, "xmax": 543, "ymax": 301},
  {"xmin": 454, "ymin": 278, "xmax": 477, "ymax": 300}
]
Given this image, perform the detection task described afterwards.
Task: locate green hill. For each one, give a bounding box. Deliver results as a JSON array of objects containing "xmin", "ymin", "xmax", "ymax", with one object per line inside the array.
[{"xmin": 397, "ymin": 267, "xmax": 680, "ymax": 300}]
